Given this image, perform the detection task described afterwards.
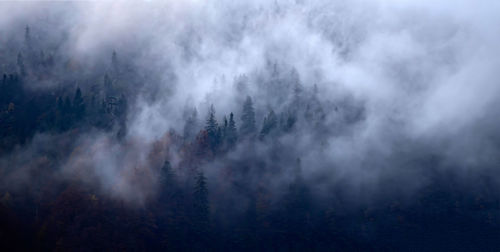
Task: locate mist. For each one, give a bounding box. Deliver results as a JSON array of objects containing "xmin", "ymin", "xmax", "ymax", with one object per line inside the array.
[{"xmin": 1, "ymin": 0, "xmax": 500, "ymax": 250}]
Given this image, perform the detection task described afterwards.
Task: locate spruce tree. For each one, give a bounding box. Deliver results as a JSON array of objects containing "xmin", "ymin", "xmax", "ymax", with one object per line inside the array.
[
  {"xmin": 240, "ymin": 96, "xmax": 256, "ymax": 138},
  {"xmin": 205, "ymin": 105, "xmax": 218, "ymax": 134},
  {"xmin": 222, "ymin": 115, "xmax": 228, "ymax": 138},
  {"xmin": 205, "ymin": 104, "xmax": 219, "ymax": 151},
  {"xmin": 226, "ymin": 112, "xmax": 237, "ymax": 147}
]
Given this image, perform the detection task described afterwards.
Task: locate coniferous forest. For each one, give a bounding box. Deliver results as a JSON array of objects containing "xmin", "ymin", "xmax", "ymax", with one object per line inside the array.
[{"xmin": 1, "ymin": 1, "xmax": 500, "ymax": 251}]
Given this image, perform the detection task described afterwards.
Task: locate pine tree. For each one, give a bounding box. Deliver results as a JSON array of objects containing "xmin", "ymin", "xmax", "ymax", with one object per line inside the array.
[
  {"xmin": 240, "ymin": 96, "xmax": 256, "ymax": 138},
  {"xmin": 226, "ymin": 112, "xmax": 237, "ymax": 147},
  {"xmin": 205, "ymin": 105, "xmax": 218, "ymax": 134},
  {"xmin": 205, "ymin": 104, "xmax": 219, "ymax": 151},
  {"xmin": 260, "ymin": 109, "xmax": 277, "ymax": 139}
]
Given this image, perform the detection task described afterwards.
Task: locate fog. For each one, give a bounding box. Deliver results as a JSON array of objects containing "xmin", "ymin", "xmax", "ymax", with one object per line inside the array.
[{"xmin": 1, "ymin": 0, "xmax": 500, "ymax": 207}]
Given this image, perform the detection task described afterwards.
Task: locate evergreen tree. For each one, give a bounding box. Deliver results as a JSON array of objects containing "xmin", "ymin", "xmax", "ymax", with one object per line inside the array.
[
  {"xmin": 281, "ymin": 112, "xmax": 296, "ymax": 132},
  {"xmin": 192, "ymin": 171, "xmax": 210, "ymax": 247},
  {"xmin": 226, "ymin": 112, "xmax": 237, "ymax": 147},
  {"xmin": 17, "ymin": 53, "xmax": 26, "ymax": 77},
  {"xmin": 222, "ymin": 115, "xmax": 228, "ymax": 138},
  {"xmin": 88, "ymin": 94, "xmax": 98, "ymax": 125},
  {"xmin": 111, "ymin": 51, "xmax": 119, "ymax": 75},
  {"xmin": 205, "ymin": 104, "xmax": 219, "ymax": 151},
  {"xmin": 286, "ymin": 81, "xmax": 303, "ymax": 130},
  {"xmin": 194, "ymin": 171, "xmax": 209, "ymax": 214},
  {"xmin": 304, "ymin": 84, "xmax": 325, "ymax": 124},
  {"xmin": 260, "ymin": 109, "xmax": 277, "ymax": 139},
  {"xmin": 159, "ymin": 161, "xmax": 176, "ymax": 200},
  {"xmin": 55, "ymin": 96, "xmax": 68, "ymax": 131},
  {"xmin": 116, "ymin": 94, "xmax": 127, "ymax": 119},
  {"xmin": 160, "ymin": 160, "xmax": 173, "ymax": 183},
  {"xmin": 183, "ymin": 107, "xmax": 198, "ymax": 141},
  {"xmin": 39, "ymin": 50, "xmax": 46, "ymax": 67},
  {"xmin": 63, "ymin": 96, "xmax": 72, "ymax": 130},
  {"xmin": 240, "ymin": 96, "xmax": 256, "ymax": 138},
  {"xmin": 0, "ymin": 75, "xmax": 7, "ymax": 104},
  {"xmin": 73, "ymin": 87, "xmax": 85, "ymax": 121},
  {"xmin": 283, "ymin": 158, "xmax": 312, "ymax": 249},
  {"xmin": 24, "ymin": 26, "xmax": 31, "ymax": 49},
  {"xmin": 291, "ymin": 74, "xmax": 303, "ymax": 112},
  {"xmin": 205, "ymin": 104, "xmax": 218, "ymax": 133},
  {"xmin": 241, "ymin": 196, "xmax": 258, "ymax": 250},
  {"xmin": 56, "ymin": 96, "xmax": 63, "ymax": 112},
  {"xmin": 216, "ymin": 127, "xmax": 222, "ymax": 148},
  {"xmin": 116, "ymin": 94, "xmax": 128, "ymax": 139},
  {"xmin": 104, "ymin": 74, "xmax": 112, "ymax": 95}
]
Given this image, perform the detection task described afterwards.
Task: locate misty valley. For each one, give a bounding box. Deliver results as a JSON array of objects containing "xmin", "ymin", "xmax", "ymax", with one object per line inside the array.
[{"xmin": 1, "ymin": 1, "xmax": 500, "ymax": 251}]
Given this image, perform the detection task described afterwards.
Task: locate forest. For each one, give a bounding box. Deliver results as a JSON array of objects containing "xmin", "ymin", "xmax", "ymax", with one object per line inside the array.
[{"xmin": 2, "ymin": 1, "xmax": 500, "ymax": 251}]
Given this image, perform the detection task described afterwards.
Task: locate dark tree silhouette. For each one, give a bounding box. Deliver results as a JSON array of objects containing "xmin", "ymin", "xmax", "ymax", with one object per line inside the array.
[
  {"xmin": 183, "ymin": 107, "xmax": 198, "ymax": 141},
  {"xmin": 260, "ymin": 109, "xmax": 277, "ymax": 139},
  {"xmin": 205, "ymin": 104, "xmax": 219, "ymax": 151},
  {"xmin": 111, "ymin": 51, "xmax": 119, "ymax": 75},
  {"xmin": 73, "ymin": 87, "xmax": 85, "ymax": 122},
  {"xmin": 240, "ymin": 96, "xmax": 256, "ymax": 138},
  {"xmin": 192, "ymin": 171, "xmax": 210, "ymax": 248},
  {"xmin": 226, "ymin": 112, "xmax": 238, "ymax": 147},
  {"xmin": 17, "ymin": 53, "xmax": 26, "ymax": 77}
]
